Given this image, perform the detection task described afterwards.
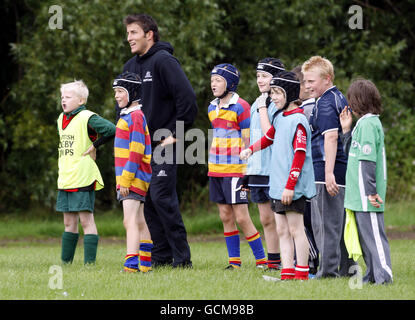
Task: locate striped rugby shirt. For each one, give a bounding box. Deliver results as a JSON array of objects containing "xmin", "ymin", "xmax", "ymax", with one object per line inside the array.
[
  {"xmin": 114, "ymin": 105, "xmax": 152, "ymax": 196},
  {"xmin": 208, "ymin": 93, "xmax": 250, "ymax": 177}
]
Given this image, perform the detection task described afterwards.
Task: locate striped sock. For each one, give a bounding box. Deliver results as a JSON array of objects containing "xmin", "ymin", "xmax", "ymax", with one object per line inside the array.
[
  {"xmin": 295, "ymin": 265, "xmax": 309, "ymax": 280},
  {"xmin": 281, "ymin": 268, "xmax": 295, "ymax": 280},
  {"xmin": 246, "ymin": 232, "xmax": 267, "ymax": 266},
  {"xmin": 224, "ymin": 230, "xmax": 241, "ymax": 268},
  {"xmin": 139, "ymin": 240, "xmax": 153, "ymax": 272},
  {"xmin": 267, "ymin": 252, "xmax": 281, "ymax": 269},
  {"xmin": 124, "ymin": 254, "xmax": 139, "ymax": 272}
]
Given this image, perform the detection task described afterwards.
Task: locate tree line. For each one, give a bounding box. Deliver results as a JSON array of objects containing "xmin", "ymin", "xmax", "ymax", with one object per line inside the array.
[{"xmin": 1, "ymin": 0, "xmax": 414, "ymax": 212}]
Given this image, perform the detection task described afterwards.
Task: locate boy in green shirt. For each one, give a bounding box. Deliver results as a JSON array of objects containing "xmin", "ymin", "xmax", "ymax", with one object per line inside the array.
[
  {"xmin": 57, "ymin": 80, "xmax": 115, "ymax": 265},
  {"xmin": 340, "ymin": 78, "xmax": 392, "ymax": 284}
]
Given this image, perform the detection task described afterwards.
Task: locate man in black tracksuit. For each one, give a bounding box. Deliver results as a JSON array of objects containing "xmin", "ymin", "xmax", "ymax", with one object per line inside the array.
[{"xmin": 116, "ymin": 14, "xmax": 198, "ymax": 268}]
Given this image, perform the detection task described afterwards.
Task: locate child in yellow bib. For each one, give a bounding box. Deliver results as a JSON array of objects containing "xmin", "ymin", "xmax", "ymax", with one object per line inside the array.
[{"xmin": 56, "ymin": 80, "xmax": 115, "ymax": 265}]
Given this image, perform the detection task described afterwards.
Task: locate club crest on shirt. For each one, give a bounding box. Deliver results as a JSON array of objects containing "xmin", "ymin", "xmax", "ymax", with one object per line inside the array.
[
  {"xmin": 296, "ymin": 129, "xmax": 306, "ymax": 144},
  {"xmin": 362, "ymin": 144, "xmax": 372, "ymax": 155}
]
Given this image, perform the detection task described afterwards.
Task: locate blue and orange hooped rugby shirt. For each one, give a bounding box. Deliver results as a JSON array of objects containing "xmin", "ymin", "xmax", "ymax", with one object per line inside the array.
[
  {"xmin": 114, "ymin": 105, "xmax": 152, "ymax": 197},
  {"xmin": 208, "ymin": 93, "xmax": 250, "ymax": 177}
]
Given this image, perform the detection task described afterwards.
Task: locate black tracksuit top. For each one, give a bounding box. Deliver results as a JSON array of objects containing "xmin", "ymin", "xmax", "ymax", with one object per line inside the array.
[{"xmin": 116, "ymin": 41, "xmax": 198, "ymax": 147}]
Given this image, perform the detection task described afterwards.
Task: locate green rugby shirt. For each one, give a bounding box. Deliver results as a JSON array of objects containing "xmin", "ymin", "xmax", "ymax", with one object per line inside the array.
[{"xmin": 344, "ymin": 114, "xmax": 387, "ymax": 212}]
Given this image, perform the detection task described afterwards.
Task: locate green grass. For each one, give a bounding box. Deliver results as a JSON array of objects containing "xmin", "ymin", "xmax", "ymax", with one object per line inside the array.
[
  {"xmin": 0, "ymin": 201, "xmax": 413, "ymax": 240},
  {"xmin": 0, "ymin": 202, "xmax": 414, "ymax": 300},
  {"xmin": 0, "ymin": 239, "xmax": 414, "ymax": 300}
]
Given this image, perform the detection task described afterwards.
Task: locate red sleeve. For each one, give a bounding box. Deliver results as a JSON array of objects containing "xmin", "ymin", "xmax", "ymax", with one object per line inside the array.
[
  {"xmin": 249, "ymin": 126, "xmax": 275, "ymax": 153},
  {"xmin": 285, "ymin": 124, "xmax": 307, "ymax": 190}
]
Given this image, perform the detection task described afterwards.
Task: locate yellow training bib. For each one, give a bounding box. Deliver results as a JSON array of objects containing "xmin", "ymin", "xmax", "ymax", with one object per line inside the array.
[{"xmin": 57, "ymin": 110, "xmax": 104, "ymax": 190}]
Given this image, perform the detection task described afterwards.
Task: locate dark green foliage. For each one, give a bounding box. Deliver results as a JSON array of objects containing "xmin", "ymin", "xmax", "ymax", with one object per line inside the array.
[{"xmin": 1, "ymin": 0, "xmax": 414, "ymax": 212}]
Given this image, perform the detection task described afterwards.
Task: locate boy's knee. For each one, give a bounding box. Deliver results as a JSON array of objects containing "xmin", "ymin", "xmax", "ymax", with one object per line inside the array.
[
  {"xmin": 235, "ymin": 214, "xmax": 249, "ymax": 227},
  {"xmin": 260, "ymin": 214, "xmax": 275, "ymax": 228},
  {"xmin": 63, "ymin": 214, "xmax": 78, "ymax": 232},
  {"xmin": 288, "ymin": 225, "xmax": 304, "ymax": 240},
  {"xmin": 79, "ymin": 214, "xmax": 96, "ymax": 233},
  {"xmin": 277, "ymin": 223, "xmax": 289, "ymax": 238}
]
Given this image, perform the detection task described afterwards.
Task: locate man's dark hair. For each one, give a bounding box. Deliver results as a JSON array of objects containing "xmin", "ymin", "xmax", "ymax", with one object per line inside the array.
[
  {"xmin": 123, "ymin": 14, "xmax": 160, "ymax": 42},
  {"xmin": 347, "ymin": 78, "xmax": 382, "ymax": 116}
]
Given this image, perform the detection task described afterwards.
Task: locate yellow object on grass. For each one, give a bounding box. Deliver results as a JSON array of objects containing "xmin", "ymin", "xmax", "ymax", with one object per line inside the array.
[{"xmin": 344, "ymin": 209, "xmax": 362, "ymax": 262}]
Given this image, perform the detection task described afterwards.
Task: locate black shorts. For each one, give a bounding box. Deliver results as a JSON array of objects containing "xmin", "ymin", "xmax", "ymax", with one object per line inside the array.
[
  {"xmin": 250, "ymin": 186, "xmax": 270, "ymax": 203},
  {"xmin": 271, "ymin": 196, "xmax": 306, "ymax": 215},
  {"xmin": 209, "ymin": 177, "xmax": 249, "ymax": 204}
]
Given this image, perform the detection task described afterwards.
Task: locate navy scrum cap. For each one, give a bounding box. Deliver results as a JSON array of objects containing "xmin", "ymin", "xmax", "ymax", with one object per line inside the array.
[
  {"xmin": 113, "ymin": 71, "xmax": 142, "ymax": 106},
  {"xmin": 257, "ymin": 57, "xmax": 285, "ymax": 77},
  {"xmin": 270, "ymin": 71, "xmax": 300, "ymax": 107},
  {"xmin": 211, "ymin": 63, "xmax": 240, "ymax": 92}
]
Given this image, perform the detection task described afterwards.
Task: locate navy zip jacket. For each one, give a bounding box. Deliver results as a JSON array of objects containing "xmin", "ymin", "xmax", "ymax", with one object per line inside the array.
[{"xmin": 116, "ymin": 41, "xmax": 198, "ymax": 147}]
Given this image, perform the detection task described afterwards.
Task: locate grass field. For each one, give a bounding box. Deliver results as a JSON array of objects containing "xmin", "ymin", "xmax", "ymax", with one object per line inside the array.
[
  {"xmin": 0, "ymin": 202, "xmax": 414, "ymax": 301},
  {"xmin": 0, "ymin": 239, "xmax": 414, "ymax": 300}
]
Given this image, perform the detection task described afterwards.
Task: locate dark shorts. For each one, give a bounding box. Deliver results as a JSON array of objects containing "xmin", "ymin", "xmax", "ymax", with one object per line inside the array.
[
  {"xmin": 56, "ymin": 190, "xmax": 95, "ymax": 213},
  {"xmin": 209, "ymin": 177, "xmax": 249, "ymax": 204},
  {"xmin": 250, "ymin": 186, "xmax": 270, "ymax": 203},
  {"xmin": 117, "ymin": 190, "xmax": 146, "ymax": 203},
  {"xmin": 271, "ymin": 196, "xmax": 306, "ymax": 215}
]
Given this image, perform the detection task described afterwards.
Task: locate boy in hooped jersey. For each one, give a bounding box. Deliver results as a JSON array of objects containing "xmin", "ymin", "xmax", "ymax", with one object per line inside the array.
[
  {"xmin": 340, "ymin": 79, "xmax": 392, "ymax": 284},
  {"xmin": 208, "ymin": 63, "xmax": 267, "ymax": 269},
  {"xmin": 113, "ymin": 72, "xmax": 153, "ymax": 273},
  {"xmin": 57, "ymin": 80, "xmax": 115, "ymax": 265}
]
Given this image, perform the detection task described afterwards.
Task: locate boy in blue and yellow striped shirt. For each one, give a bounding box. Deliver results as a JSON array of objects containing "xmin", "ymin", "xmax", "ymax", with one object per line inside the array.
[{"xmin": 208, "ymin": 63, "xmax": 266, "ymax": 269}]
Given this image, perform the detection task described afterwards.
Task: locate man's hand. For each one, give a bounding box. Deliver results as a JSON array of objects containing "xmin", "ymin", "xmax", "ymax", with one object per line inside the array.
[
  {"xmin": 160, "ymin": 135, "xmax": 177, "ymax": 147},
  {"xmin": 281, "ymin": 188, "xmax": 294, "ymax": 206},
  {"xmin": 368, "ymin": 194, "xmax": 383, "ymax": 208},
  {"xmin": 82, "ymin": 145, "xmax": 97, "ymax": 161}
]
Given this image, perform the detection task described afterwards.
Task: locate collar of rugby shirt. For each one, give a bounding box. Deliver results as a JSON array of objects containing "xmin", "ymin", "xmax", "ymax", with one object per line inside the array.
[
  {"xmin": 120, "ymin": 104, "xmax": 142, "ymax": 115},
  {"xmin": 210, "ymin": 92, "xmax": 240, "ymax": 116}
]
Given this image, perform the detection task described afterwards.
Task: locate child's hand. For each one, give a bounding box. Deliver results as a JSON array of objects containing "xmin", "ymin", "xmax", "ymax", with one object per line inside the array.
[
  {"xmin": 82, "ymin": 145, "xmax": 96, "ymax": 161},
  {"xmin": 368, "ymin": 194, "xmax": 383, "ymax": 208},
  {"xmin": 281, "ymin": 188, "xmax": 294, "ymax": 205},
  {"xmin": 325, "ymin": 172, "xmax": 339, "ymax": 196},
  {"xmin": 256, "ymin": 92, "xmax": 268, "ymax": 109},
  {"xmin": 239, "ymin": 148, "xmax": 252, "ymax": 160},
  {"xmin": 120, "ymin": 186, "xmax": 129, "ymax": 197},
  {"xmin": 340, "ymin": 106, "xmax": 353, "ymax": 133}
]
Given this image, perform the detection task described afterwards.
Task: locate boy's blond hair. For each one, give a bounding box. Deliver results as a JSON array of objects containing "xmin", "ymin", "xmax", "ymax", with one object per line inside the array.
[
  {"xmin": 60, "ymin": 80, "xmax": 89, "ymax": 103},
  {"xmin": 301, "ymin": 56, "xmax": 335, "ymax": 82}
]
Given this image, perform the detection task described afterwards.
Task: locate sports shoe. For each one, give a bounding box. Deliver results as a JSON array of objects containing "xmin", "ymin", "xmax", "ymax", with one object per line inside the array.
[
  {"xmin": 264, "ymin": 266, "xmax": 280, "ymax": 272},
  {"xmin": 225, "ymin": 264, "xmax": 240, "ymax": 270}
]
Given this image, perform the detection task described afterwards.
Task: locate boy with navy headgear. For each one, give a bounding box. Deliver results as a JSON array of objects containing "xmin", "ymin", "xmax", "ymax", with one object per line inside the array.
[
  {"xmin": 113, "ymin": 71, "xmax": 153, "ymax": 272},
  {"xmin": 242, "ymin": 58, "xmax": 285, "ymax": 271},
  {"xmin": 241, "ymin": 71, "xmax": 316, "ymax": 280},
  {"xmin": 208, "ymin": 63, "xmax": 267, "ymax": 269}
]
